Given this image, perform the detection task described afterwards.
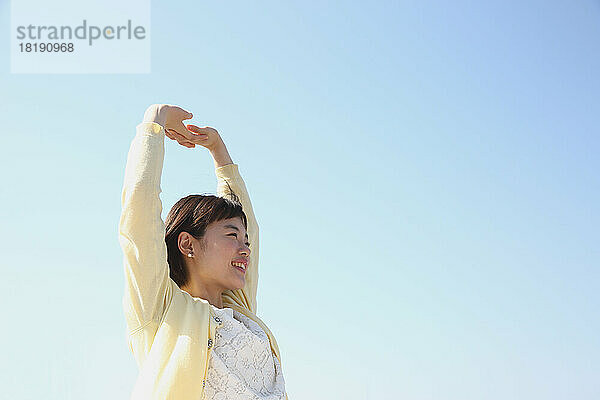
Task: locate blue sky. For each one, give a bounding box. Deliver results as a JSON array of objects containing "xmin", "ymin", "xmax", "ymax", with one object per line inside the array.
[{"xmin": 1, "ymin": 1, "xmax": 599, "ymax": 399}]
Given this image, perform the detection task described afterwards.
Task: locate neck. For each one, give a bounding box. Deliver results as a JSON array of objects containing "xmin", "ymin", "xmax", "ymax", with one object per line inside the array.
[{"xmin": 181, "ymin": 281, "xmax": 224, "ymax": 309}]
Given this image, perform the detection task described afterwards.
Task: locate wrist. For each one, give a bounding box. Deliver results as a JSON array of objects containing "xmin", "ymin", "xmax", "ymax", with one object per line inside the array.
[
  {"xmin": 143, "ymin": 104, "xmax": 167, "ymax": 127},
  {"xmin": 210, "ymin": 140, "xmax": 233, "ymax": 167},
  {"xmin": 208, "ymin": 136, "xmax": 227, "ymax": 154}
]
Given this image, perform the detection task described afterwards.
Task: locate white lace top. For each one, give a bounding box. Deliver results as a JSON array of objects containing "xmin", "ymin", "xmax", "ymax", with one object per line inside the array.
[{"xmin": 203, "ymin": 306, "xmax": 286, "ymax": 400}]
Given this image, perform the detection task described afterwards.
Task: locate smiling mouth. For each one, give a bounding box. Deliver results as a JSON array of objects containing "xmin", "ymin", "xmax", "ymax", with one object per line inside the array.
[{"xmin": 231, "ymin": 261, "xmax": 246, "ymax": 274}]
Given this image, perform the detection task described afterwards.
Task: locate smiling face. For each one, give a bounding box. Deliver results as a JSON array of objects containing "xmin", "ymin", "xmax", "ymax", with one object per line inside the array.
[{"xmin": 187, "ymin": 216, "xmax": 251, "ymax": 293}]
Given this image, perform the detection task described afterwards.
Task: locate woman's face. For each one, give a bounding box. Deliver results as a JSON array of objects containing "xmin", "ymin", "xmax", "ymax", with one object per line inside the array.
[{"xmin": 194, "ymin": 216, "xmax": 251, "ymax": 292}]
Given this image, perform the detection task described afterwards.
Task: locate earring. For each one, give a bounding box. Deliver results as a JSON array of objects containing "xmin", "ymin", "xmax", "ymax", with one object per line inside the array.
[{"xmin": 187, "ymin": 252, "xmax": 193, "ymax": 258}]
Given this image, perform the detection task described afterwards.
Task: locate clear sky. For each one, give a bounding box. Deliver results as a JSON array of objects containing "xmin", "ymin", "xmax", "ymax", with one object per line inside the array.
[{"xmin": 1, "ymin": 1, "xmax": 599, "ymax": 399}]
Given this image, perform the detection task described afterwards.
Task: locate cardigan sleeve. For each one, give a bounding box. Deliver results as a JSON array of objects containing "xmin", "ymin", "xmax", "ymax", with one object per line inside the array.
[
  {"xmin": 118, "ymin": 122, "xmax": 173, "ymax": 335},
  {"xmin": 216, "ymin": 163, "xmax": 260, "ymax": 314}
]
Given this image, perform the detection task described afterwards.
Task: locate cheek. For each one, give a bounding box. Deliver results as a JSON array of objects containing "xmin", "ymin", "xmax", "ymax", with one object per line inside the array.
[{"xmin": 206, "ymin": 239, "xmax": 236, "ymax": 263}]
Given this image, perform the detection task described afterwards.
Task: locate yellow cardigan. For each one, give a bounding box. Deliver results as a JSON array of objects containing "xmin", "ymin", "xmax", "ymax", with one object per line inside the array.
[{"xmin": 118, "ymin": 122, "xmax": 285, "ymax": 399}]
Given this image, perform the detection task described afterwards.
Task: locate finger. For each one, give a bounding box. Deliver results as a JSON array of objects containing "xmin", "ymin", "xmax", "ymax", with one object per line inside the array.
[
  {"xmin": 180, "ymin": 141, "xmax": 195, "ymax": 148},
  {"xmin": 186, "ymin": 124, "xmax": 201, "ymax": 133},
  {"xmin": 165, "ymin": 128, "xmax": 181, "ymax": 141},
  {"xmin": 175, "ymin": 123, "xmax": 205, "ymax": 142},
  {"xmin": 175, "ymin": 106, "xmax": 193, "ymax": 120},
  {"xmin": 165, "ymin": 130, "xmax": 185, "ymax": 145},
  {"xmin": 185, "ymin": 125, "xmax": 211, "ymax": 142},
  {"xmin": 182, "ymin": 110, "xmax": 193, "ymax": 120},
  {"xmin": 173, "ymin": 131, "xmax": 195, "ymax": 145},
  {"xmin": 167, "ymin": 128, "xmax": 195, "ymax": 146},
  {"xmin": 165, "ymin": 130, "xmax": 177, "ymax": 141},
  {"xmin": 187, "ymin": 125, "xmax": 216, "ymax": 141},
  {"xmin": 186, "ymin": 124, "xmax": 210, "ymax": 134}
]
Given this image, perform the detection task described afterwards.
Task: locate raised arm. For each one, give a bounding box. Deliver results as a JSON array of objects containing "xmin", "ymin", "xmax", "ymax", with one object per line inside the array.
[
  {"xmin": 185, "ymin": 124, "xmax": 260, "ymax": 314},
  {"xmin": 215, "ymin": 163, "xmax": 260, "ymax": 314},
  {"xmin": 118, "ymin": 105, "xmax": 194, "ymax": 337},
  {"xmin": 119, "ymin": 120, "xmax": 170, "ymax": 333}
]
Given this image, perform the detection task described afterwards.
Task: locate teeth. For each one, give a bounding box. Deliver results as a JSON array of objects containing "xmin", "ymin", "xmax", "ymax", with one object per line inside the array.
[{"xmin": 231, "ymin": 262, "xmax": 246, "ymax": 270}]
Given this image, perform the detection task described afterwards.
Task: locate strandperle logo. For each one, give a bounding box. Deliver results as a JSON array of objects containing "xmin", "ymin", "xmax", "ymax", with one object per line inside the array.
[
  {"xmin": 11, "ymin": 0, "xmax": 151, "ymax": 74},
  {"xmin": 15, "ymin": 19, "xmax": 147, "ymax": 46}
]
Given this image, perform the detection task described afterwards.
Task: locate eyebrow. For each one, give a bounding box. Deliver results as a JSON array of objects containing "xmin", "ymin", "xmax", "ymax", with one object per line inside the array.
[{"xmin": 223, "ymin": 224, "xmax": 249, "ymax": 239}]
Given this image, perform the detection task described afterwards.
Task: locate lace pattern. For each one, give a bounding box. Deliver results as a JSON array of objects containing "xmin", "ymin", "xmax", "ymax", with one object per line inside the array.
[{"xmin": 203, "ymin": 306, "xmax": 286, "ymax": 400}]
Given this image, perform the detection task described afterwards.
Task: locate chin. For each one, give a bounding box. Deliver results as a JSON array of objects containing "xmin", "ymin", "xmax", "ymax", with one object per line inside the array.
[
  {"xmin": 233, "ymin": 280, "xmax": 245, "ymax": 290},
  {"xmin": 226, "ymin": 278, "xmax": 245, "ymax": 291}
]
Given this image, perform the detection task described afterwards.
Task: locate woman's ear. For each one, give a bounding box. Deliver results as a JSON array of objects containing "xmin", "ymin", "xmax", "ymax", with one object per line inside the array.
[{"xmin": 177, "ymin": 231, "xmax": 195, "ymax": 257}]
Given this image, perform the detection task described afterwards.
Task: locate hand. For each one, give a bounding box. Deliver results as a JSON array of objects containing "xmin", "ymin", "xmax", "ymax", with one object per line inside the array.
[
  {"xmin": 143, "ymin": 104, "xmax": 202, "ymax": 149},
  {"xmin": 185, "ymin": 124, "xmax": 223, "ymax": 152}
]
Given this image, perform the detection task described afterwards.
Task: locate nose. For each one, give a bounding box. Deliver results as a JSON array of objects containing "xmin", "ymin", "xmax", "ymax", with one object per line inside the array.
[{"xmin": 239, "ymin": 243, "xmax": 250, "ymax": 256}]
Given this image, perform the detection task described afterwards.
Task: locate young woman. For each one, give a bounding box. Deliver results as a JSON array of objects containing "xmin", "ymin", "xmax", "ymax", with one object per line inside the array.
[{"xmin": 118, "ymin": 104, "xmax": 287, "ymax": 400}]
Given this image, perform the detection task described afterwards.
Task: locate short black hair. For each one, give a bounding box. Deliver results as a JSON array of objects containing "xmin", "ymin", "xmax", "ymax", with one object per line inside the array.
[{"xmin": 164, "ymin": 183, "xmax": 247, "ymax": 287}]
